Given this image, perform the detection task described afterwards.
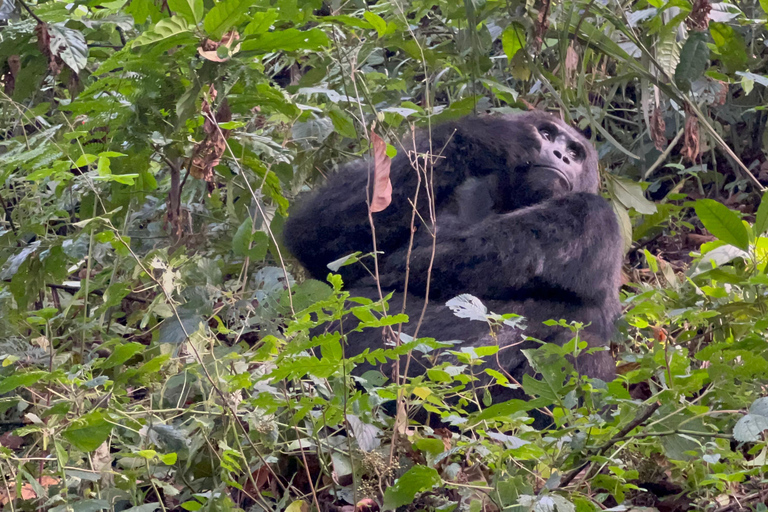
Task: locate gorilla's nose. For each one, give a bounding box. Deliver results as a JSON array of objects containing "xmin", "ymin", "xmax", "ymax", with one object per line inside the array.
[{"xmin": 553, "ymin": 149, "xmax": 571, "ymax": 165}]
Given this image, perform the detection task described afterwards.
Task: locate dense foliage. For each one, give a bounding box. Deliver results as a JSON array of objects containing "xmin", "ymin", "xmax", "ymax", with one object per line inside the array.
[{"xmin": 2, "ymin": 0, "xmax": 768, "ymax": 510}]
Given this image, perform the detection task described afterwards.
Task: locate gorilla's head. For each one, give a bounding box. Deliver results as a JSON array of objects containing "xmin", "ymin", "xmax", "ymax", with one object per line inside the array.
[{"xmin": 490, "ymin": 111, "xmax": 599, "ymax": 211}]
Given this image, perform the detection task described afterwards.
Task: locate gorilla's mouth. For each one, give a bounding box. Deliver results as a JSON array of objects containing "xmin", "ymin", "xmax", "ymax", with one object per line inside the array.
[{"xmin": 531, "ymin": 165, "xmax": 573, "ymax": 191}]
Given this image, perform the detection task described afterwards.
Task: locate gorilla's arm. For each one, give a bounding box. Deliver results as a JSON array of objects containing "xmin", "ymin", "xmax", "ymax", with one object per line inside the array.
[
  {"xmin": 380, "ymin": 193, "xmax": 623, "ymax": 304},
  {"xmin": 283, "ymin": 117, "xmax": 541, "ymax": 283}
]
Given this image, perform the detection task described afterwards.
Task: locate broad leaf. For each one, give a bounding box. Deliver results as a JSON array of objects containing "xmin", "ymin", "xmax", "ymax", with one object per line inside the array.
[
  {"xmin": 203, "ymin": 0, "xmax": 255, "ymax": 40},
  {"xmin": 0, "ymin": 371, "xmax": 46, "ymax": 394},
  {"xmin": 363, "ymin": 11, "xmax": 387, "ymax": 37},
  {"xmin": 675, "ymin": 31, "xmax": 710, "ymax": 92},
  {"xmin": 694, "ymin": 199, "xmax": 749, "ymax": 250},
  {"xmin": 607, "ymin": 176, "xmax": 657, "ymax": 215},
  {"xmin": 709, "ymin": 22, "xmax": 748, "ymax": 73},
  {"xmin": 133, "ymin": 17, "xmax": 193, "ymax": 47},
  {"xmin": 168, "ymin": 0, "xmax": 203, "ymax": 24},
  {"xmin": 734, "ymin": 414, "xmax": 768, "ymax": 442},
  {"xmin": 382, "ymin": 465, "xmax": 441, "ymax": 511},
  {"xmin": 48, "ymin": 24, "xmax": 89, "ymax": 74},
  {"xmin": 240, "ymin": 28, "xmax": 329, "ymax": 52},
  {"xmin": 501, "ymin": 23, "xmax": 525, "ymax": 62},
  {"xmin": 63, "ymin": 411, "xmax": 113, "ymax": 452},
  {"xmin": 754, "ymin": 191, "xmax": 768, "ymax": 236}
]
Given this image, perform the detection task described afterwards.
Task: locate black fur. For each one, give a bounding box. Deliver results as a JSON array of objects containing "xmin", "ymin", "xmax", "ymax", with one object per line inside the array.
[{"xmin": 283, "ymin": 111, "xmax": 622, "ymax": 420}]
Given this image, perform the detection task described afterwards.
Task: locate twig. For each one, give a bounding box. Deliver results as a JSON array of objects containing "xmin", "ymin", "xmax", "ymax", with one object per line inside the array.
[
  {"xmin": 643, "ymin": 127, "xmax": 685, "ymax": 179},
  {"xmin": 17, "ymin": 0, "xmax": 44, "ymax": 24},
  {"xmin": 559, "ymin": 401, "xmax": 660, "ymax": 488}
]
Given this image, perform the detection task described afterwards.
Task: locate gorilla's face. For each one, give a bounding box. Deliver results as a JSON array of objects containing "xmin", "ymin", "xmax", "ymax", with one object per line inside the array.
[{"xmin": 499, "ymin": 112, "xmax": 599, "ymax": 210}]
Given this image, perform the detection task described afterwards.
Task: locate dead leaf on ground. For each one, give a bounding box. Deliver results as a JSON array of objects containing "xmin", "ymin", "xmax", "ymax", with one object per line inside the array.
[{"xmin": 369, "ymin": 130, "xmax": 392, "ymax": 213}]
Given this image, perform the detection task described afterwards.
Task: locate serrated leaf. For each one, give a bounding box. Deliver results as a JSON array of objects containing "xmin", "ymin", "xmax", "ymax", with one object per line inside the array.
[
  {"xmin": 749, "ymin": 397, "xmax": 768, "ymax": 417},
  {"xmin": 240, "ymin": 28, "xmax": 329, "ymax": 52},
  {"xmin": 694, "ymin": 199, "xmax": 749, "ymax": 250},
  {"xmin": 734, "ymin": 413, "xmax": 768, "ymax": 442},
  {"xmin": 133, "ymin": 17, "xmax": 193, "ymax": 47},
  {"xmin": 168, "ymin": 0, "xmax": 203, "ymax": 23},
  {"xmin": 63, "ymin": 411, "xmax": 113, "ymax": 452},
  {"xmin": 501, "ymin": 23, "xmax": 526, "ymax": 62},
  {"xmin": 203, "ymin": 0, "xmax": 255, "ymax": 40},
  {"xmin": 445, "ymin": 294, "xmax": 488, "ymax": 322},
  {"xmin": 382, "ymin": 465, "xmax": 441, "ymax": 511},
  {"xmin": 675, "ymin": 31, "xmax": 710, "ymax": 92},
  {"xmin": 48, "ymin": 24, "xmax": 88, "ymax": 74}
]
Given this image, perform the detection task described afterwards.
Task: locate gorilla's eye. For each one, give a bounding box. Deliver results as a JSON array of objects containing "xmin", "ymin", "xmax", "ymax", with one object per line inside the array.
[
  {"xmin": 567, "ymin": 144, "xmax": 584, "ymax": 160},
  {"xmin": 539, "ymin": 128, "xmax": 553, "ymax": 141}
]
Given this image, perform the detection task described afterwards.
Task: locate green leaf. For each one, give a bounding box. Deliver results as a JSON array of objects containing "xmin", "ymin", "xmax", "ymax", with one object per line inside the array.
[
  {"xmin": 101, "ymin": 342, "xmax": 144, "ymax": 368},
  {"xmin": 168, "ymin": 0, "xmax": 203, "ymax": 23},
  {"xmin": 133, "ymin": 17, "xmax": 193, "ymax": 48},
  {"xmin": 363, "ymin": 11, "xmax": 387, "ymax": 37},
  {"xmin": 382, "ymin": 465, "xmax": 441, "ymax": 511},
  {"xmin": 75, "ymin": 154, "xmax": 98, "ymax": 167},
  {"xmin": 694, "ymin": 199, "xmax": 749, "ymax": 250},
  {"xmin": 48, "ymin": 24, "xmax": 89, "ymax": 74},
  {"xmin": 232, "ymin": 218, "xmax": 253, "ymax": 257},
  {"xmin": 761, "ymin": 0, "xmax": 768, "ymax": 15},
  {"xmin": 62, "ymin": 411, "xmax": 113, "ymax": 452},
  {"xmin": 240, "ymin": 28, "xmax": 329, "ymax": 52},
  {"xmin": 0, "ymin": 371, "xmax": 46, "ymax": 394},
  {"xmin": 755, "ymin": 192, "xmax": 768, "ymax": 235},
  {"xmin": 709, "ymin": 22, "xmax": 748, "ymax": 73},
  {"xmin": 674, "ymin": 31, "xmax": 710, "ymax": 92},
  {"xmin": 243, "ymin": 10, "xmax": 278, "ymax": 35},
  {"xmin": 501, "ymin": 23, "xmax": 526, "ymax": 63},
  {"xmin": 203, "ymin": 0, "xmax": 255, "ymax": 40},
  {"xmin": 328, "ymin": 108, "xmax": 357, "ymax": 138},
  {"xmin": 607, "ymin": 176, "xmax": 657, "ymax": 215}
]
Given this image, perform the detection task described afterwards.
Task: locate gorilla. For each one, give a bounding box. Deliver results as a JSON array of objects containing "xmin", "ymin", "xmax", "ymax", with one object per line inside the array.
[{"xmin": 283, "ymin": 111, "xmax": 623, "ymax": 422}]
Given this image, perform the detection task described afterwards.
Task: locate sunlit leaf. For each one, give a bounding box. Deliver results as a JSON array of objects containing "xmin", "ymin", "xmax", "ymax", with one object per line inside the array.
[
  {"xmin": 382, "ymin": 465, "xmax": 441, "ymax": 510},
  {"xmin": 168, "ymin": 0, "xmax": 203, "ymax": 24},
  {"xmin": 203, "ymin": 0, "xmax": 255, "ymax": 39},
  {"xmin": 694, "ymin": 199, "xmax": 749, "ymax": 250}
]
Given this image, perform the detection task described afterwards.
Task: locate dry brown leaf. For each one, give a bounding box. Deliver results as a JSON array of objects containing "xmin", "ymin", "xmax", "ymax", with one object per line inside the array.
[
  {"xmin": 191, "ymin": 86, "xmax": 232, "ymax": 182},
  {"xmin": 565, "ymin": 42, "xmax": 579, "ymax": 86},
  {"xmin": 198, "ymin": 31, "xmax": 241, "ymax": 62},
  {"xmin": 686, "ymin": 0, "xmax": 711, "ymax": 31},
  {"xmin": 369, "ymin": 130, "xmax": 392, "ymax": 213},
  {"xmin": 0, "ymin": 476, "xmax": 59, "ymax": 504},
  {"xmin": 34, "ymin": 23, "xmax": 63, "ymax": 75},
  {"xmin": 356, "ymin": 498, "xmax": 378, "ymax": 511},
  {"xmin": 650, "ymin": 108, "xmax": 667, "ymax": 151},
  {"xmin": 681, "ymin": 107, "xmax": 700, "ymax": 163}
]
